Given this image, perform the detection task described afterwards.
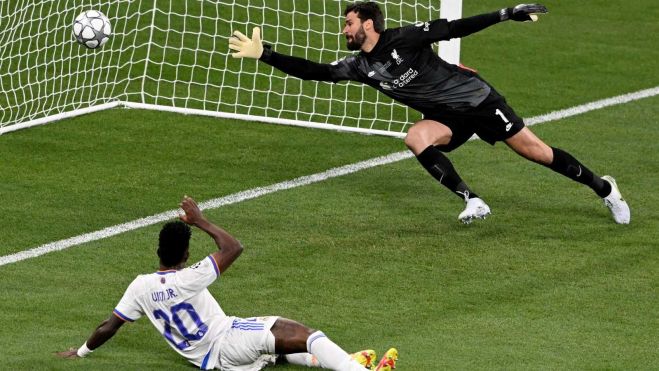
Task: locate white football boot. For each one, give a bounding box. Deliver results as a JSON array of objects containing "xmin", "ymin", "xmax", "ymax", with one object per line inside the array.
[
  {"xmin": 458, "ymin": 197, "xmax": 491, "ymax": 224},
  {"xmin": 601, "ymin": 175, "xmax": 630, "ymax": 224}
]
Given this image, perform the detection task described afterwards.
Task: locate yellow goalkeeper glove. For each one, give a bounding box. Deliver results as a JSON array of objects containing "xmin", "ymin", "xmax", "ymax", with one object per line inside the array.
[{"xmin": 229, "ymin": 27, "xmax": 263, "ymax": 59}]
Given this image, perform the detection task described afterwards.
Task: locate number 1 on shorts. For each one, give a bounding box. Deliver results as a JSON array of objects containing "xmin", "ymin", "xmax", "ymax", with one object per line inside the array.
[
  {"xmin": 495, "ymin": 108, "xmax": 509, "ymax": 123},
  {"xmin": 495, "ymin": 108, "xmax": 514, "ymax": 132}
]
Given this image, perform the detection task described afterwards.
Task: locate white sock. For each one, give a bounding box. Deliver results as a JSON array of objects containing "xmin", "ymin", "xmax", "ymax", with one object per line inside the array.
[
  {"xmin": 306, "ymin": 331, "xmax": 367, "ymax": 371},
  {"xmin": 284, "ymin": 353, "xmax": 320, "ymax": 367}
]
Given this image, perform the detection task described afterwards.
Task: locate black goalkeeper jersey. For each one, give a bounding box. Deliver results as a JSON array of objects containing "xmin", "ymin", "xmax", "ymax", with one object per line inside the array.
[{"xmin": 260, "ymin": 11, "xmax": 503, "ymax": 114}]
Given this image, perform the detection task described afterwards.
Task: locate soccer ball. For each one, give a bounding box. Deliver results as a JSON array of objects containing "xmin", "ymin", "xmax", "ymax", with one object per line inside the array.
[{"xmin": 72, "ymin": 10, "xmax": 111, "ymax": 49}]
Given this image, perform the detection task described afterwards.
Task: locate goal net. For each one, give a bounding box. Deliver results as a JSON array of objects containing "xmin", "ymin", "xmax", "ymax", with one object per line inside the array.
[{"xmin": 1, "ymin": 0, "xmax": 458, "ymax": 137}]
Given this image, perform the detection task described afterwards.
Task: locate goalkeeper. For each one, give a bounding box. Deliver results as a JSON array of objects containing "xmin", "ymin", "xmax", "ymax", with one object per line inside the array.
[{"xmin": 229, "ymin": 1, "xmax": 630, "ymax": 225}]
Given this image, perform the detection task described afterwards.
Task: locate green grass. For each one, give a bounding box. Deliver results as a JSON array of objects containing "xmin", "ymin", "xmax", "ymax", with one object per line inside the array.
[
  {"xmin": 1, "ymin": 0, "xmax": 658, "ymax": 370},
  {"xmin": 1, "ymin": 98, "xmax": 657, "ymax": 370}
]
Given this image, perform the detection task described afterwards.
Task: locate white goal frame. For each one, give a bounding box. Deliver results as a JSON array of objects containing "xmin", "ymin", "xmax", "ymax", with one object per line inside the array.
[{"xmin": 0, "ymin": 0, "xmax": 461, "ymax": 138}]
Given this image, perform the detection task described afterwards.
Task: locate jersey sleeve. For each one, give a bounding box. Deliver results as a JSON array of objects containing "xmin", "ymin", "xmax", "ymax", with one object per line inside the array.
[
  {"xmin": 260, "ymin": 46, "xmax": 361, "ymax": 83},
  {"xmin": 327, "ymin": 56, "xmax": 362, "ymax": 82},
  {"xmin": 397, "ymin": 19, "xmax": 452, "ymax": 46},
  {"xmin": 174, "ymin": 255, "xmax": 220, "ymax": 297},
  {"xmin": 398, "ymin": 11, "xmax": 501, "ymax": 46},
  {"xmin": 113, "ymin": 277, "xmax": 144, "ymax": 322}
]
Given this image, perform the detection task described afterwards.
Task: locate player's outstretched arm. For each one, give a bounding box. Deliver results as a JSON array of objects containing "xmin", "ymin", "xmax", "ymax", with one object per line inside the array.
[
  {"xmin": 500, "ymin": 4, "xmax": 548, "ymax": 22},
  {"xmin": 56, "ymin": 315, "xmax": 125, "ymax": 359},
  {"xmin": 179, "ymin": 196, "xmax": 243, "ymax": 273},
  {"xmin": 444, "ymin": 4, "xmax": 547, "ymax": 40},
  {"xmin": 228, "ymin": 27, "xmax": 338, "ymax": 82}
]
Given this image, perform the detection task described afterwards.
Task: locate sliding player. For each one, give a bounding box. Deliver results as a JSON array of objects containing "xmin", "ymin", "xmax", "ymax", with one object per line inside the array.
[{"xmin": 57, "ymin": 196, "xmax": 398, "ymax": 370}]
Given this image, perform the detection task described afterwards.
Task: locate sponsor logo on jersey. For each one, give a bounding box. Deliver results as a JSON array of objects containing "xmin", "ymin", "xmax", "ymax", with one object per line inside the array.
[
  {"xmin": 393, "ymin": 68, "xmax": 418, "ymax": 88},
  {"xmin": 391, "ymin": 49, "xmax": 404, "ymax": 65},
  {"xmin": 505, "ymin": 122, "xmax": 513, "ymax": 132},
  {"xmin": 378, "ymin": 68, "xmax": 419, "ymax": 90},
  {"xmin": 415, "ymin": 21, "xmax": 430, "ymax": 31}
]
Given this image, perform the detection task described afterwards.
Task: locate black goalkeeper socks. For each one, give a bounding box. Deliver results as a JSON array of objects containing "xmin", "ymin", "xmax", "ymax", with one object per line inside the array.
[
  {"xmin": 416, "ymin": 145, "xmax": 478, "ymax": 200},
  {"xmin": 547, "ymin": 147, "xmax": 611, "ymax": 197}
]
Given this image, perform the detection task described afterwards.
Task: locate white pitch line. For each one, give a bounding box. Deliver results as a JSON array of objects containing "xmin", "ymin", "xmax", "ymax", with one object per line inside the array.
[
  {"xmin": 524, "ymin": 86, "xmax": 659, "ymax": 126},
  {"xmin": 1, "ymin": 86, "xmax": 657, "ymax": 267},
  {"xmin": 0, "ymin": 152, "xmax": 412, "ymax": 267}
]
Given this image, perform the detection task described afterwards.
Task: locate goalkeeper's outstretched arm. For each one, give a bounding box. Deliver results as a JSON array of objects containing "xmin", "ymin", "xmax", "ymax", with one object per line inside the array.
[
  {"xmin": 260, "ymin": 45, "xmax": 338, "ymax": 82},
  {"xmin": 442, "ymin": 4, "xmax": 548, "ymax": 41},
  {"xmin": 229, "ymin": 27, "xmax": 336, "ymax": 82},
  {"xmin": 228, "ymin": 4, "xmax": 547, "ymax": 80}
]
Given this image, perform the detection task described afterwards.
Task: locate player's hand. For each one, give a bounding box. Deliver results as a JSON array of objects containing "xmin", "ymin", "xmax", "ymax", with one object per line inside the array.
[
  {"xmin": 501, "ymin": 4, "xmax": 548, "ymax": 22},
  {"xmin": 179, "ymin": 195, "xmax": 204, "ymax": 225},
  {"xmin": 55, "ymin": 348, "xmax": 79, "ymax": 359},
  {"xmin": 229, "ymin": 27, "xmax": 264, "ymax": 59}
]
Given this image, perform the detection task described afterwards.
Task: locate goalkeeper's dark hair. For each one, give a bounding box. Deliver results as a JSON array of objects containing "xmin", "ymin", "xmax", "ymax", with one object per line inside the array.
[
  {"xmin": 158, "ymin": 221, "xmax": 192, "ymax": 267},
  {"xmin": 345, "ymin": 2, "xmax": 385, "ymax": 33}
]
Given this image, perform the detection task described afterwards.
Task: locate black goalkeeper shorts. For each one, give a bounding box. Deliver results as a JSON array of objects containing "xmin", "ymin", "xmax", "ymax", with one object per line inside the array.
[{"xmin": 423, "ymin": 92, "xmax": 525, "ymax": 152}]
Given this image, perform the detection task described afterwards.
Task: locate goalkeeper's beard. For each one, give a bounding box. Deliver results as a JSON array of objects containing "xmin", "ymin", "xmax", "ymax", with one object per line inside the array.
[{"xmin": 346, "ymin": 26, "xmax": 366, "ymax": 51}]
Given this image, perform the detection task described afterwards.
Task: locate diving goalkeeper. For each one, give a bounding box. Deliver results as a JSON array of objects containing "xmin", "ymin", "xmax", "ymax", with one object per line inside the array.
[{"xmin": 229, "ymin": 1, "xmax": 630, "ymax": 225}]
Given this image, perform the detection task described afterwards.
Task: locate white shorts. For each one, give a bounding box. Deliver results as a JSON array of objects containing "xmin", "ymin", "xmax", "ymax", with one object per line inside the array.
[{"xmin": 216, "ymin": 316, "xmax": 279, "ymax": 371}]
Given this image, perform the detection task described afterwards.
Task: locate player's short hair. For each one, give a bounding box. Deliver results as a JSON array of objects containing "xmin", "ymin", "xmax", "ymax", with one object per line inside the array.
[
  {"xmin": 158, "ymin": 221, "xmax": 192, "ymax": 267},
  {"xmin": 345, "ymin": 1, "xmax": 385, "ymax": 33}
]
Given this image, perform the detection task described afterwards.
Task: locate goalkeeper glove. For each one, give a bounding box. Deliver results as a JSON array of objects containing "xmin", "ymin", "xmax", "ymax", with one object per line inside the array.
[
  {"xmin": 500, "ymin": 4, "xmax": 548, "ymax": 22},
  {"xmin": 229, "ymin": 27, "xmax": 263, "ymax": 59}
]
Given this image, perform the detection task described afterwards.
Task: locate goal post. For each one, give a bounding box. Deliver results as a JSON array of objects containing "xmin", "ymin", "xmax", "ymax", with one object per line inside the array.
[
  {"xmin": 439, "ymin": 0, "xmax": 462, "ymax": 65},
  {"xmin": 1, "ymin": 0, "xmax": 461, "ymax": 137}
]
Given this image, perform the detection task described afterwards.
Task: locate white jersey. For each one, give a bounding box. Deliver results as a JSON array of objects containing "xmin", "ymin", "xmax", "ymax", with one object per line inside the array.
[{"xmin": 114, "ymin": 255, "xmax": 233, "ymax": 369}]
